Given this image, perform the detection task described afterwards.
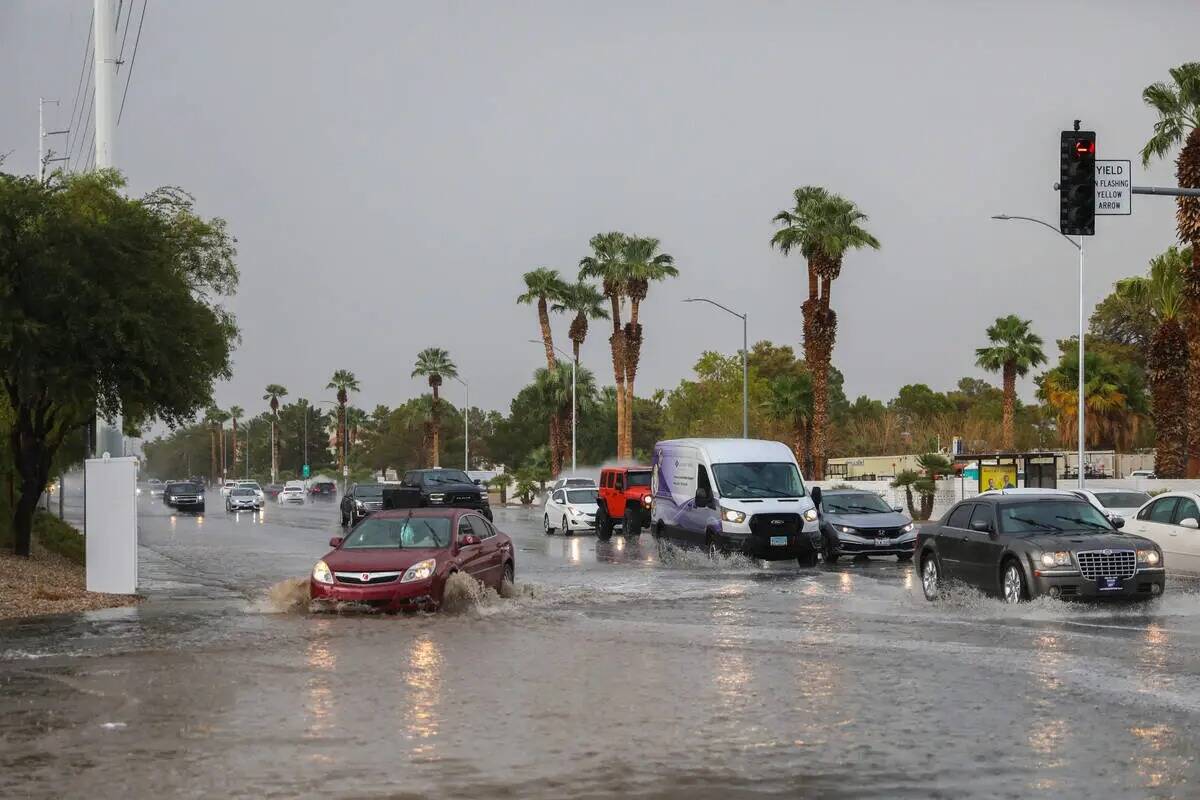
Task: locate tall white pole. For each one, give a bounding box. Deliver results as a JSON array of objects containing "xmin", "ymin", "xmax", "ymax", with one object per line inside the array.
[
  {"xmin": 464, "ymin": 381, "xmax": 469, "ymax": 471},
  {"xmin": 38, "ymin": 97, "xmax": 45, "ymax": 183},
  {"xmin": 742, "ymin": 313, "xmax": 748, "ymax": 439},
  {"xmin": 1077, "ymin": 236, "xmax": 1086, "ymax": 489},
  {"xmin": 571, "ymin": 358, "xmax": 577, "ymax": 474},
  {"xmin": 93, "ymin": 0, "xmax": 123, "ymax": 456}
]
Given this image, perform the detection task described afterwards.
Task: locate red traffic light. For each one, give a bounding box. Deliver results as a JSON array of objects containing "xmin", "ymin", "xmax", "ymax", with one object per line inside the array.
[{"xmin": 1074, "ymin": 140, "xmax": 1095, "ymax": 156}]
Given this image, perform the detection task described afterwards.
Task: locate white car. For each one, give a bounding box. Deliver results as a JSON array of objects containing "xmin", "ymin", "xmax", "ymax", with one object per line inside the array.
[
  {"xmin": 220, "ymin": 480, "xmax": 239, "ymax": 498},
  {"xmin": 278, "ymin": 481, "xmax": 306, "ymax": 504},
  {"xmin": 236, "ymin": 480, "xmax": 266, "ymax": 504},
  {"xmin": 544, "ymin": 486, "xmax": 600, "ymax": 534},
  {"xmin": 550, "ymin": 476, "xmax": 597, "ymax": 493},
  {"xmin": 225, "ymin": 486, "xmax": 263, "ymax": 512},
  {"xmin": 1070, "ymin": 488, "xmax": 1152, "ymax": 521},
  {"xmin": 1124, "ymin": 491, "xmax": 1200, "ymax": 574},
  {"xmin": 1129, "ymin": 469, "xmax": 1157, "ymax": 479}
]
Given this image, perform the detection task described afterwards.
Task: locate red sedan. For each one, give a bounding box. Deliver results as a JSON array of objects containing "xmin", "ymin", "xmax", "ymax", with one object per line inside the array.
[{"xmin": 310, "ymin": 508, "xmax": 514, "ymax": 612}]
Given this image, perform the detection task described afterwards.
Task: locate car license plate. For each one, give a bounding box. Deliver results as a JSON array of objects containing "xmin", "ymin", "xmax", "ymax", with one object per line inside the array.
[
  {"xmin": 874, "ymin": 538, "xmax": 891, "ymax": 546},
  {"xmin": 769, "ymin": 536, "xmax": 788, "ymax": 546},
  {"xmin": 1098, "ymin": 577, "xmax": 1123, "ymax": 591}
]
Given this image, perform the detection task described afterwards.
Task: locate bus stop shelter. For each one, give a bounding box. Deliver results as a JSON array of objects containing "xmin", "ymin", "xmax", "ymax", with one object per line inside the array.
[{"xmin": 966, "ymin": 452, "xmax": 1060, "ymax": 493}]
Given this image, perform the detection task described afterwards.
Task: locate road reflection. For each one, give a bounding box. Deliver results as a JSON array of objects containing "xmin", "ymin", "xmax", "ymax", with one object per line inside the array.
[
  {"xmin": 304, "ymin": 619, "xmax": 337, "ymax": 743},
  {"xmin": 404, "ymin": 636, "xmax": 444, "ymax": 756}
]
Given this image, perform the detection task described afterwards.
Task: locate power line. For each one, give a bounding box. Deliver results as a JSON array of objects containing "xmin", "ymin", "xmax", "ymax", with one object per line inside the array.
[
  {"xmin": 117, "ymin": 0, "xmax": 148, "ymax": 126},
  {"xmin": 117, "ymin": 0, "xmax": 134, "ymax": 64},
  {"xmin": 65, "ymin": 11, "xmax": 94, "ymax": 172},
  {"xmin": 71, "ymin": 86, "xmax": 94, "ymax": 170}
]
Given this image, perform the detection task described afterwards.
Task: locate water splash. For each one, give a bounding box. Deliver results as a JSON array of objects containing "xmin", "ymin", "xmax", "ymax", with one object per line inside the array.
[{"xmin": 250, "ymin": 577, "xmax": 311, "ymax": 613}]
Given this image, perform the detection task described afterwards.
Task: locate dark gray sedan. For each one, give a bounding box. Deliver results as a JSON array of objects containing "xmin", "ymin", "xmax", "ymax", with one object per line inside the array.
[
  {"xmin": 816, "ymin": 489, "xmax": 916, "ymax": 562},
  {"xmin": 917, "ymin": 494, "xmax": 1166, "ymax": 603}
]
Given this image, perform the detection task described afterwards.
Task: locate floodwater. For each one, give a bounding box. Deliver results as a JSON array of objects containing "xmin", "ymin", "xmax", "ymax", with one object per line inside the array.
[{"xmin": 4, "ymin": 495, "xmax": 1200, "ymax": 798}]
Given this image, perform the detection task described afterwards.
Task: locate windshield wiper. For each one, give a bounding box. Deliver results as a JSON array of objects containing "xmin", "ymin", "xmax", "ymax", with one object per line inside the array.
[
  {"xmin": 845, "ymin": 505, "xmax": 885, "ymax": 513},
  {"xmin": 1055, "ymin": 515, "xmax": 1111, "ymax": 531},
  {"xmin": 1007, "ymin": 516, "xmax": 1062, "ymax": 532}
]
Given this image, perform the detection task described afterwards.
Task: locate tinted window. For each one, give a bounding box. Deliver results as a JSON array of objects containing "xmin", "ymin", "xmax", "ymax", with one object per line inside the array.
[
  {"xmin": 946, "ymin": 505, "xmax": 973, "ymax": 529},
  {"xmin": 566, "ymin": 489, "xmax": 597, "ymax": 504},
  {"xmin": 615, "ymin": 474, "xmax": 625, "ymax": 491},
  {"xmin": 354, "ymin": 484, "xmax": 383, "ymax": 498},
  {"xmin": 468, "ymin": 515, "xmax": 495, "ymax": 540},
  {"xmin": 340, "ymin": 516, "xmax": 450, "ymax": 549},
  {"xmin": 1174, "ymin": 498, "xmax": 1199, "ymax": 524},
  {"xmin": 998, "ymin": 501, "xmax": 1113, "ymax": 534},
  {"xmin": 553, "ymin": 490, "xmax": 565, "ymax": 503},
  {"xmin": 1093, "ymin": 491, "xmax": 1151, "ymax": 509},
  {"xmin": 232, "ymin": 488, "xmax": 255, "ymax": 497},
  {"xmin": 627, "ymin": 471, "xmax": 652, "ymax": 487},
  {"xmin": 823, "ymin": 493, "xmax": 891, "ymax": 514},
  {"xmin": 421, "ymin": 470, "xmax": 472, "ymax": 486},
  {"xmin": 968, "ymin": 505, "xmax": 993, "ymax": 531},
  {"xmin": 1149, "ymin": 497, "xmax": 1179, "ymax": 523},
  {"xmin": 711, "ymin": 462, "xmax": 805, "ymax": 499}
]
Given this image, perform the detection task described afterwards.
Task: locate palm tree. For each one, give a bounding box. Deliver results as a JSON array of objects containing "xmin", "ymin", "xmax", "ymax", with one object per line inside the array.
[
  {"xmin": 771, "ymin": 187, "xmax": 880, "ymax": 479},
  {"xmin": 228, "ymin": 405, "xmax": 244, "ymax": 474},
  {"xmin": 534, "ymin": 360, "xmax": 598, "ymax": 474},
  {"xmin": 346, "ymin": 406, "xmax": 369, "ymax": 452},
  {"xmin": 1141, "ymin": 63, "xmax": 1200, "ymax": 474},
  {"xmin": 761, "ymin": 373, "xmax": 814, "ymax": 474},
  {"xmin": 1037, "ymin": 350, "xmax": 1146, "ymax": 450},
  {"xmin": 326, "ymin": 370, "xmax": 360, "ymax": 472},
  {"xmin": 620, "ymin": 235, "xmax": 677, "ymax": 458},
  {"xmin": 1115, "ymin": 246, "xmax": 1191, "ymax": 477},
  {"xmin": 412, "ymin": 348, "xmax": 458, "ymax": 467},
  {"xmin": 580, "ymin": 231, "xmax": 630, "ymax": 460},
  {"xmin": 552, "ymin": 281, "xmax": 609, "ymax": 363},
  {"xmin": 519, "ymin": 268, "xmax": 568, "ymax": 470},
  {"xmin": 263, "ymin": 384, "xmax": 288, "ymax": 483},
  {"xmin": 974, "ymin": 315, "xmax": 1047, "ymax": 451},
  {"xmin": 204, "ymin": 406, "xmax": 222, "ymax": 485}
]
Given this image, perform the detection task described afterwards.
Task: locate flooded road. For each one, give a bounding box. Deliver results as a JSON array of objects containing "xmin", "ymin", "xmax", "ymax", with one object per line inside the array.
[{"xmin": 4, "ymin": 496, "xmax": 1200, "ymax": 798}]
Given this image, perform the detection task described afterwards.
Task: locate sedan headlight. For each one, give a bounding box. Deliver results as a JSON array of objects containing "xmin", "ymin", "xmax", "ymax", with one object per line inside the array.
[
  {"xmin": 803, "ymin": 507, "xmax": 819, "ymax": 523},
  {"xmin": 568, "ymin": 506, "xmax": 582, "ymax": 516},
  {"xmin": 401, "ymin": 559, "xmax": 436, "ymax": 583},
  {"xmin": 312, "ymin": 560, "xmax": 334, "ymax": 584},
  {"xmin": 901, "ymin": 522, "xmax": 915, "ymax": 533},
  {"xmin": 1039, "ymin": 551, "xmax": 1073, "ymax": 568},
  {"xmin": 721, "ymin": 506, "xmax": 746, "ymax": 524},
  {"xmin": 1137, "ymin": 549, "xmax": 1162, "ymax": 567}
]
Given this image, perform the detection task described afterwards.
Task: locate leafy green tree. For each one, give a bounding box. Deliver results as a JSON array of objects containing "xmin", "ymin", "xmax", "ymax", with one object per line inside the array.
[
  {"xmin": 761, "ymin": 373, "xmax": 814, "ymax": 474},
  {"xmin": 263, "ymin": 384, "xmax": 288, "ymax": 483},
  {"xmin": 891, "ymin": 384, "xmax": 955, "ymax": 422},
  {"xmin": 0, "ymin": 170, "xmax": 238, "ymax": 555},
  {"xmin": 411, "ymin": 348, "xmax": 457, "ymax": 467},
  {"xmin": 619, "ymin": 235, "xmax": 677, "ymax": 458},
  {"xmin": 552, "ymin": 281, "xmax": 609, "ymax": 362},
  {"xmin": 974, "ymin": 315, "xmax": 1046, "ymax": 451},
  {"xmin": 326, "ymin": 370, "xmax": 360, "ymax": 472},
  {"xmin": 534, "ymin": 361, "xmax": 597, "ymax": 474},
  {"xmin": 1037, "ymin": 338, "xmax": 1148, "ymax": 451},
  {"xmin": 228, "ymin": 405, "xmax": 244, "ymax": 474},
  {"xmin": 1141, "ymin": 63, "xmax": 1200, "ymax": 475},
  {"xmin": 770, "ymin": 186, "xmax": 880, "ymax": 478}
]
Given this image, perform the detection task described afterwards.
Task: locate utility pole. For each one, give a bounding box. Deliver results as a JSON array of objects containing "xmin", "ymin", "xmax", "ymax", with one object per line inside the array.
[
  {"xmin": 92, "ymin": 0, "xmax": 123, "ymax": 457},
  {"xmin": 38, "ymin": 98, "xmax": 69, "ymax": 182}
]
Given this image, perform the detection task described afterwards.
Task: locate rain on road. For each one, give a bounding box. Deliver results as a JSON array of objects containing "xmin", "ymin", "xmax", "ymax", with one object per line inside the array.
[{"xmin": 3, "ymin": 494, "xmax": 1200, "ymax": 798}]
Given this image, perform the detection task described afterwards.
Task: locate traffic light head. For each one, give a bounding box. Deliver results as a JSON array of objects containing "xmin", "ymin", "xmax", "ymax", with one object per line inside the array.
[{"xmin": 1060, "ymin": 130, "xmax": 1096, "ymax": 236}]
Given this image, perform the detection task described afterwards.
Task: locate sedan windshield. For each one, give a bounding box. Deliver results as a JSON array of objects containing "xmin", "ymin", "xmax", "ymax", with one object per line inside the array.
[
  {"xmin": 998, "ymin": 501, "xmax": 1115, "ymax": 534},
  {"xmin": 823, "ymin": 493, "xmax": 891, "ymax": 514},
  {"xmin": 232, "ymin": 488, "xmax": 255, "ymax": 497},
  {"xmin": 712, "ymin": 462, "xmax": 805, "ymax": 499},
  {"xmin": 238, "ymin": 482, "xmax": 261, "ymax": 490},
  {"xmin": 1094, "ymin": 491, "xmax": 1151, "ymax": 509},
  {"xmin": 341, "ymin": 516, "xmax": 451, "ymax": 549},
  {"xmin": 566, "ymin": 489, "xmax": 598, "ymax": 504},
  {"xmin": 421, "ymin": 470, "xmax": 473, "ymax": 486},
  {"xmin": 354, "ymin": 485, "xmax": 384, "ymax": 498}
]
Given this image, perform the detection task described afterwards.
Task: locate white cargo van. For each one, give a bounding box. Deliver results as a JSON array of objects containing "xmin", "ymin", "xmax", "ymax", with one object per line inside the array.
[{"xmin": 650, "ymin": 438, "xmax": 821, "ymax": 565}]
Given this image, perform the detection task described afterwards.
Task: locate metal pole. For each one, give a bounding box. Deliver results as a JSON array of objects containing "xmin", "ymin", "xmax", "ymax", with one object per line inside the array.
[
  {"xmin": 465, "ymin": 382, "xmax": 469, "ymax": 471},
  {"xmin": 304, "ymin": 405, "xmax": 308, "ymax": 470},
  {"xmin": 1078, "ymin": 236, "xmax": 1086, "ymax": 489},
  {"xmin": 742, "ymin": 313, "xmax": 748, "ymax": 439},
  {"xmin": 38, "ymin": 97, "xmax": 44, "ymax": 183},
  {"xmin": 571, "ymin": 357, "xmax": 577, "ymax": 473}
]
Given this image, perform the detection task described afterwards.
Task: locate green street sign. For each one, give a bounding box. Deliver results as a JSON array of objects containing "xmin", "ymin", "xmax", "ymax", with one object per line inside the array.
[{"xmin": 302, "ymin": 464, "xmax": 310, "ymax": 478}]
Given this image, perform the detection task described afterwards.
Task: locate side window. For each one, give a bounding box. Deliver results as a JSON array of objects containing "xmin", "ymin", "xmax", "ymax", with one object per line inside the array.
[
  {"xmin": 458, "ymin": 516, "xmax": 474, "ymax": 540},
  {"xmin": 697, "ymin": 465, "xmax": 712, "ymax": 496},
  {"xmin": 468, "ymin": 515, "xmax": 495, "ymax": 540},
  {"xmin": 946, "ymin": 504, "xmax": 973, "ymax": 529},
  {"xmin": 601, "ymin": 473, "xmax": 610, "ymax": 489},
  {"xmin": 968, "ymin": 505, "xmax": 993, "ymax": 532},
  {"xmin": 1149, "ymin": 498, "xmax": 1179, "ymax": 523},
  {"xmin": 553, "ymin": 490, "xmax": 565, "ymax": 504},
  {"xmin": 615, "ymin": 473, "xmax": 625, "ymax": 491},
  {"xmin": 1173, "ymin": 498, "xmax": 1199, "ymax": 524}
]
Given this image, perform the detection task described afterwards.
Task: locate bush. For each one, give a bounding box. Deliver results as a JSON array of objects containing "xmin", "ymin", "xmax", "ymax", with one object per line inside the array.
[{"xmin": 1, "ymin": 512, "xmax": 84, "ymax": 564}]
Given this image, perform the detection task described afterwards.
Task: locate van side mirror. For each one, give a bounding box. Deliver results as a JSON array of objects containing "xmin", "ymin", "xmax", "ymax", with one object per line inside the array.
[{"xmin": 328, "ymin": 536, "xmax": 344, "ymax": 548}]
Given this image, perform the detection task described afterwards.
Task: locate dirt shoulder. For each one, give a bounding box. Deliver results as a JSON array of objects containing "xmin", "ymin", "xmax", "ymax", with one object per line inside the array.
[{"xmin": 0, "ymin": 546, "xmax": 140, "ymax": 620}]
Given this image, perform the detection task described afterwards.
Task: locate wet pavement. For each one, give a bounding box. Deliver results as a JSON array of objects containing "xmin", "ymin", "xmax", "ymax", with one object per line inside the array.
[{"xmin": 4, "ymin": 494, "xmax": 1200, "ymax": 798}]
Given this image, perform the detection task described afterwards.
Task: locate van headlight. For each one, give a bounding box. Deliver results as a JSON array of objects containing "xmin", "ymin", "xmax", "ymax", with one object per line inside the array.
[
  {"xmin": 312, "ymin": 560, "xmax": 334, "ymax": 585},
  {"xmin": 401, "ymin": 559, "xmax": 436, "ymax": 583},
  {"xmin": 721, "ymin": 506, "xmax": 746, "ymax": 524},
  {"xmin": 1137, "ymin": 549, "xmax": 1161, "ymax": 566},
  {"xmin": 803, "ymin": 508, "xmax": 818, "ymax": 523}
]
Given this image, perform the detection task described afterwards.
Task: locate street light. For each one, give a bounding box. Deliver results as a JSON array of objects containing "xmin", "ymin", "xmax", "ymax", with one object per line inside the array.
[
  {"xmin": 452, "ymin": 374, "xmax": 469, "ymax": 472},
  {"xmin": 528, "ymin": 340, "xmax": 577, "ymax": 474},
  {"xmin": 991, "ymin": 214, "xmax": 1085, "ymax": 488},
  {"xmin": 683, "ymin": 297, "xmax": 748, "ymax": 439}
]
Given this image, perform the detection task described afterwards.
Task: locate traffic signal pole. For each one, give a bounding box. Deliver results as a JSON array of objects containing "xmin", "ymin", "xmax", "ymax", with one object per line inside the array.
[{"xmin": 1077, "ymin": 236, "xmax": 1085, "ymax": 489}]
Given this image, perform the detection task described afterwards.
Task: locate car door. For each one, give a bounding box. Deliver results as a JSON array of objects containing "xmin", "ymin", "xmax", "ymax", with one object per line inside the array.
[
  {"xmin": 1129, "ymin": 496, "xmax": 1179, "ymax": 554},
  {"xmin": 455, "ymin": 514, "xmax": 488, "ymax": 580},
  {"xmin": 547, "ymin": 490, "xmax": 565, "ymax": 525},
  {"xmin": 467, "ymin": 514, "xmax": 503, "ymax": 585},
  {"xmin": 936, "ymin": 504, "xmax": 975, "ymax": 579},
  {"xmin": 1166, "ymin": 496, "xmax": 1200, "ymax": 574},
  {"xmin": 960, "ymin": 504, "xmax": 1003, "ymax": 590}
]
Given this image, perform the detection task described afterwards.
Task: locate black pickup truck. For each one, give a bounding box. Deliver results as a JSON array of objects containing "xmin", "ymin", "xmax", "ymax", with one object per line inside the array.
[
  {"xmin": 164, "ymin": 481, "xmax": 205, "ymax": 513},
  {"xmin": 388, "ymin": 469, "xmax": 492, "ymax": 520}
]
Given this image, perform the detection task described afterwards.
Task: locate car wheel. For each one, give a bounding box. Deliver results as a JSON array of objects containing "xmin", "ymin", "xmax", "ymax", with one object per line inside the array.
[
  {"xmin": 921, "ymin": 552, "xmax": 942, "ymax": 601},
  {"xmin": 562, "ymin": 516, "xmax": 572, "ymax": 536},
  {"xmin": 706, "ymin": 533, "xmax": 720, "ymax": 560},
  {"xmin": 596, "ymin": 505, "xmax": 613, "ymax": 541},
  {"xmin": 503, "ymin": 561, "xmax": 515, "ymax": 587},
  {"xmin": 544, "ymin": 515, "xmax": 554, "ymax": 535},
  {"xmin": 624, "ymin": 507, "xmax": 641, "ymax": 537},
  {"xmin": 1002, "ymin": 560, "xmax": 1027, "ymax": 604},
  {"xmin": 797, "ymin": 550, "xmax": 819, "ymax": 568}
]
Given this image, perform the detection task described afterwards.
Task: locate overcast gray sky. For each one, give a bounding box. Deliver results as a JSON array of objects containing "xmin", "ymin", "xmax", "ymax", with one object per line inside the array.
[{"xmin": 3, "ymin": 1, "xmax": 1196, "ymax": 419}]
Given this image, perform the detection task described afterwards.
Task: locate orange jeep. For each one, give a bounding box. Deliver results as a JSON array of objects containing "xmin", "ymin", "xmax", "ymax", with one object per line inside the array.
[{"xmin": 596, "ymin": 466, "xmax": 653, "ymax": 540}]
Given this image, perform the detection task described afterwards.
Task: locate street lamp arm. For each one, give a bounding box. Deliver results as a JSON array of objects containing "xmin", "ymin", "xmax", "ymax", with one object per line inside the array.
[
  {"xmin": 991, "ymin": 215, "xmax": 1081, "ymax": 251},
  {"xmin": 683, "ymin": 297, "xmax": 746, "ymax": 320},
  {"xmin": 526, "ymin": 339, "xmax": 573, "ymax": 361}
]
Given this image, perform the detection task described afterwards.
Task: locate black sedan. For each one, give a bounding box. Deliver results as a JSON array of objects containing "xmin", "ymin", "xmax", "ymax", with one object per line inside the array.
[
  {"xmin": 340, "ymin": 482, "xmax": 385, "ymax": 527},
  {"xmin": 816, "ymin": 488, "xmax": 916, "ymax": 562},
  {"xmin": 917, "ymin": 494, "xmax": 1165, "ymax": 603}
]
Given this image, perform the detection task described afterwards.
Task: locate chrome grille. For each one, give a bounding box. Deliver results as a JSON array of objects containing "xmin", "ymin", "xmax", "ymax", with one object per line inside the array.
[
  {"xmin": 334, "ymin": 571, "xmax": 400, "ymax": 585},
  {"xmin": 1076, "ymin": 550, "xmax": 1136, "ymax": 580}
]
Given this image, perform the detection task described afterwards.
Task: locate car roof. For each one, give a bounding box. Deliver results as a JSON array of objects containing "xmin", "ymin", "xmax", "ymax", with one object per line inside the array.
[
  {"xmin": 969, "ymin": 493, "xmax": 1089, "ymax": 505},
  {"xmin": 655, "ymin": 437, "xmax": 796, "ymax": 464},
  {"xmin": 603, "ymin": 465, "xmax": 652, "ymax": 473},
  {"xmin": 822, "ymin": 488, "xmax": 881, "ymax": 495}
]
